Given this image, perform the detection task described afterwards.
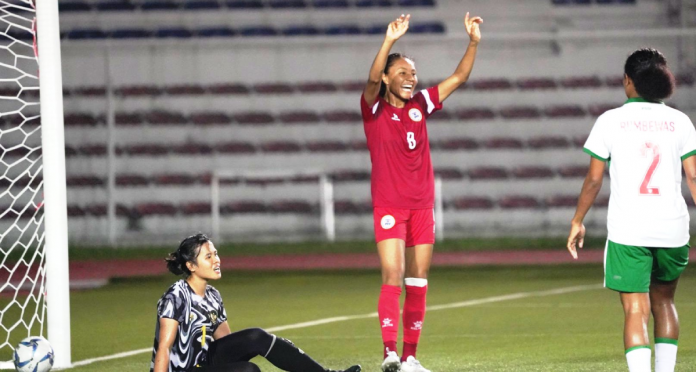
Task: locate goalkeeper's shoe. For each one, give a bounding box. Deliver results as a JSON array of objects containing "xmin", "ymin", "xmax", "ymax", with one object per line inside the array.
[
  {"xmin": 400, "ymin": 356, "xmax": 430, "ymax": 372},
  {"xmin": 381, "ymin": 351, "xmax": 401, "ymax": 372},
  {"xmin": 327, "ymin": 365, "xmax": 361, "ymax": 372}
]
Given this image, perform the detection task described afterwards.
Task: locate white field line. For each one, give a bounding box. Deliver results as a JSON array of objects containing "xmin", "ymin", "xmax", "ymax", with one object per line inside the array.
[{"xmin": 66, "ymin": 283, "xmax": 602, "ymax": 369}]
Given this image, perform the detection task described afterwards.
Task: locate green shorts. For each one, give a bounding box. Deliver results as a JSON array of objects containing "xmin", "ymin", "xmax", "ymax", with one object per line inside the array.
[{"xmin": 604, "ymin": 240, "xmax": 689, "ymax": 293}]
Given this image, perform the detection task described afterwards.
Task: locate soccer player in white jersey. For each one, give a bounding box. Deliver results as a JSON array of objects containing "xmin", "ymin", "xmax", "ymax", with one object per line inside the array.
[{"xmin": 567, "ymin": 48, "xmax": 696, "ymax": 372}]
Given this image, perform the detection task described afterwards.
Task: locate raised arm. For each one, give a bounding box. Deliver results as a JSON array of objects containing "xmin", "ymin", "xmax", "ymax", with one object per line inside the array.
[
  {"xmin": 437, "ymin": 12, "xmax": 483, "ymax": 103},
  {"xmin": 363, "ymin": 14, "xmax": 410, "ymax": 106},
  {"xmin": 567, "ymin": 157, "xmax": 606, "ymax": 259},
  {"xmin": 153, "ymin": 318, "xmax": 179, "ymax": 372}
]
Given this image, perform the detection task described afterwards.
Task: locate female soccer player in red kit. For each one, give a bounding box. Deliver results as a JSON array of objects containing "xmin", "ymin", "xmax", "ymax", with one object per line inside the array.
[{"xmin": 361, "ymin": 11, "xmax": 482, "ymax": 372}]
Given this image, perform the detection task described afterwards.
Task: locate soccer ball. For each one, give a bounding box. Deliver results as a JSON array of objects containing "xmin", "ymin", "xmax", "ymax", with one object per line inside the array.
[{"xmin": 13, "ymin": 336, "xmax": 54, "ymax": 372}]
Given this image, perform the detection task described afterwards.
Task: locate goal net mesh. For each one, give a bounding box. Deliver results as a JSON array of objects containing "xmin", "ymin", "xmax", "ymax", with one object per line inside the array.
[{"xmin": 0, "ymin": 0, "xmax": 46, "ymax": 364}]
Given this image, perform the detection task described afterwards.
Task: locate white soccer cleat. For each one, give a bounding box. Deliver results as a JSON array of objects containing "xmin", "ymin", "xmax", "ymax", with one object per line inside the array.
[
  {"xmin": 400, "ymin": 356, "xmax": 431, "ymax": 372},
  {"xmin": 381, "ymin": 350, "xmax": 401, "ymax": 372}
]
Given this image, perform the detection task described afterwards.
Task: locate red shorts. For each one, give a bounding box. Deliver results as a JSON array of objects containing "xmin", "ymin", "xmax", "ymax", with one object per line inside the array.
[{"xmin": 373, "ymin": 207, "xmax": 435, "ymax": 246}]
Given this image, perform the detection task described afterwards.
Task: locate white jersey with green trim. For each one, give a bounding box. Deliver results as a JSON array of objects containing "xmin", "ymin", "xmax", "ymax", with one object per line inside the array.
[{"xmin": 583, "ymin": 98, "xmax": 696, "ymax": 247}]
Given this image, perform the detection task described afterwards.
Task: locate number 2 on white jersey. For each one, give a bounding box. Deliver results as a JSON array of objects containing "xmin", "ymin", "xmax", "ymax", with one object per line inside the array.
[
  {"xmin": 639, "ymin": 142, "xmax": 660, "ymax": 195},
  {"xmin": 407, "ymin": 132, "xmax": 416, "ymax": 149}
]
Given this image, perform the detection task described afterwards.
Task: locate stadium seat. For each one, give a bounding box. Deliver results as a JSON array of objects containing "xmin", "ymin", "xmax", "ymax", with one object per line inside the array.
[
  {"xmin": 324, "ymin": 25, "xmax": 362, "ymax": 35},
  {"xmin": 95, "ymin": 1, "xmax": 136, "ymax": 11},
  {"xmin": 141, "ymin": 1, "xmax": 181, "ymax": 10},
  {"xmin": 65, "ymin": 29, "xmax": 108, "ymax": 40},
  {"xmin": 214, "ymin": 141, "xmax": 256, "ymax": 153},
  {"xmin": 455, "ymin": 108, "xmax": 496, "ymax": 120},
  {"xmin": 253, "ymin": 83, "xmax": 294, "ymax": 94},
  {"xmin": 122, "ymin": 144, "xmax": 169, "ymax": 156},
  {"xmin": 115, "ymin": 112, "xmax": 144, "ymax": 126},
  {"xmin": 144, "ymin": 110, "xmax": 188, "ymax": 125},
  {"xmin": 225, "ymin": 0, "xmax": 264, "ymax": 8},
  {"xmin": 499, "ymin": 195, "xmax": 540, "ymax": 209},
  {"xmin": 260, "ymin": 141, "xmax": 302, "ymax": 152},
  {"xmin": 499, "ymin": 106, "xmax": 542, "ymax": 119},
  {"xmin": 409, "ymin": 22, "xmax": 445, "ymax": 34},
  {"xmin": 516, "ymin": 77, "xmax": 557, "ymax": 90},
  {"xmin": 83, "ymin": 204, "xmax": 133, "ymax": 217},
  {"xmin": 322, "ymin": 110, "xmax": 361, "ymax": 123},
  {"xmin": 64, "ymin": 145, "xmax": 79, "ymax": 157},
  {"xmin": 67, "ymin": 176, "xmax": 104, "ymax": 187},
  {"xmin": 197, "ymin": 27, "xmax": 237, "ymax": 37},
  {"xmin": 558, "ymin": 165, "xmax": 588, "ymax": 178},
  {"xmin": 240, "ymin": 26, "xmax": 279, "ymax": 37},
  {"xmin": 468, "ymin": 167, "xmax": 508, "ymax": 180},
  {"xmin": 572, "ymin": 135, "xmax": 588, "ymax": 147},
  {"xmin": 171, "ymin": 143, "xmax": 214, "ymax": 155},
  {"xmin": 234, "ymin": 112, "xmax": 275, "ymax": 125},
  {"xmin": 59, "ymin": 1, "xmax": 92, "ymax": 12},
  {"xmin": 305, "ymin": 141, "xmax": 349, "ymax": 152},
  {"xmin": 559, "ymin": 76, "xmax": 602, "ymax": 88},
  {"xmin": 675, "ymin": 74, "xmax": 694, "ymax": 86},
  {"xmin": 588, "ymin": 104, "xmax": 617, "ymax": 117},
  {"xmin": 165, "ymin": 85, "xmax": 207, "ymax": 96},
  {"xmin": 180, "ymin": 202, "xmax": 212, "ymax": 215},
  {"xmin": 544, "ymin": 105, "xmax": 586, "ymax": 118},
  {"xmin": 135, "ymin": 202, "xmax": 178, "ymax": 216},
  {"xmin": 116, "ymin": 174, "xmax": 150, "ymax": 187},
  {"xmin": 268, "ymin": 200, "xmax": 314, "ymax": 213},
  {"xmin": 356, "ymin": 0, "xmax": 392, "ymax": 7},
  {"xmin": 452, "ymin": 196, "xmax": 494, "ymax": 210},
  {"xmin": 364, "ymin": 24, "xmax": 389, "ymax": 34},
  {"xmin": 482, "ymin": 137, "xmax": 524, "ymax": 149},
  {"xmin": 72, "ymin": 86, "xmax": 106, "ymax": 96},
  {"xmin": 110, "ymin": 29, "xmax": 153, "ymax": 39},
  {"xmin": 79, "ymin": 144, "xmax": 108, "ymax": 156},
  {"xmin": 339, "ymin": 80, "xmax": 364, "ymax": 92},
  {"xmin": 296, "ymin": 81, "xmax": 338, "ymax": 93},
  {"xmin": 117, "ymin": 85, "xmax": 161, "ymax": 96},
  {"xmin": 183, "ymin": 0, "xmax": 221, "ymax": 10},
  {"xmin": 64, "ymin": 113, "xmax": 99, "ymax": 127},
  {"xmin": 67, "ymin": 205, "xmax": 87, "ymax": 217},
  {"xmin": 331, "ymin": 169, "xmax": 370, "ymax": 182},
  {"xmin": 349, "ymin": 140, "xmax": 368, "ymax": 151},
  {"xmin": 428, "ymin": 110, "xmax": 452, "ymax": 121},
  {"xmin": 313, "ymin": 0, "xmax": 350, "ymax": 7},
  {"xmin": 155, "ymin": 28, "xmax": 194, "ymax": 38},
  {"xmin": 512, "ymin": 166, "xmax": 555, "ymax": 179},
  {"xmin": 334, "ymin": 200, "xmax": 361, "ymax": 214},
  {"xmin": 397, "ymin": 0, "xmax": 435, "ymax": 6},
  {"xmin": 221, "ymin": 201, "xmax": 267, "ymax": 214},
  {"xmin": 208, "ymin": 83, "xmax": 249, "ymax": 95},
  {"xmin": 546, "ymin": 195, "xmax": 578, "ymax": 207},
  {"xmin": 436, "ymin": 137, "xmax": 479, "ymax": 150},
  {"xmin": 604, "ymin": 76, "xmax": 624, "ymax": 87},
  {"xmin": 279, "ymin": 111, "xmax": 321, "ymax": 124},
  {"xmin": 471, "ymin": 78, "xmax": 513, "ymax": 90},
  {"xmin": 435, "ymin": 168, "xmax": 465, "ymax": 179},
  {"xmin": 153, "ymin": 174, "xmax": 197, "ymax": 186},
  {"xmin": 190, "ymin": 112, "xmax": 232, "ymax": 125},
  {"xmin": 283, "ymin": 26, "xmax": 321, "ymax": 36},
  {"xmin": 527, "ymin": 136, "xmax": 571, "ymax": 149},
  {"xmin": 594, "ymin": 195, "xmax": 610, "ymax": 207},
  {"xmin": 269, "ymin": 0, "xmax": 307, "ymax": 8}
]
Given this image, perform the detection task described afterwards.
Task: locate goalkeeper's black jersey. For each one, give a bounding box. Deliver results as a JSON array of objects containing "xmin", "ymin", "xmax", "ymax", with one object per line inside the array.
[{"xmin": 150, "ymin": 280, "xmax": 227, "ymax": 372}]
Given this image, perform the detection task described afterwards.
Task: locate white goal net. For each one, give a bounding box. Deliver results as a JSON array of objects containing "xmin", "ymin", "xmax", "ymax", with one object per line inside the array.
[{"xmin": 0, "ymin": 0, "xmax": 70, "ymax": 368}]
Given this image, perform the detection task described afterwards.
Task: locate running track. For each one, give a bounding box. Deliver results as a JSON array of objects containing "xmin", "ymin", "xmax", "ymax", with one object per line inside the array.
[{"xmin": 67, "ymin": 249, "xmax": 607, "ymax": 289}]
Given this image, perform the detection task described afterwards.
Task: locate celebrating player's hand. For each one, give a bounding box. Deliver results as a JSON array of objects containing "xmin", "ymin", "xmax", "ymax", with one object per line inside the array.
[
  {"xmin": 464, "ymin": 12, "xmax": 483, "ymax": 44},
  {"xmin": 566, "ymin": 221, "xmax": 585, "ymax": 259},
  {"xmin": 386, "ymin": 14, "xmax": 410, "ymax": 42}
]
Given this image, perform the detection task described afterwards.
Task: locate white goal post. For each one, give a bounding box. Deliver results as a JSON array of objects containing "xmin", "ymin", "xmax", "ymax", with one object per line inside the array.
[{"xmin": 210, "ymin": 169, "xmax": 444, "ymax": 243}]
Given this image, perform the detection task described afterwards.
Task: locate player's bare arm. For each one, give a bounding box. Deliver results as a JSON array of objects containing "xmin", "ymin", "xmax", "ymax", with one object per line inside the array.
[
  {"xmin": 567, "ymin": 157, "xmax": 605, "ymax": 259},
  {"xmin": 153, "ymin": 318, "xmax": 179, "ymax": 372},
  {"xmin": 363, "ymin": 14, "xmax": 410, "ymax": 106},
  {"xmin": 437, "ymin": 12, "xmax": 483, "ymax": 103},
  {"xmin": 683, "ymin": 155, "xmax": 696, "ymax": 205},
  {"xmin": 213, "ymin": 320, "xmax": 232, "ymax": 340}
]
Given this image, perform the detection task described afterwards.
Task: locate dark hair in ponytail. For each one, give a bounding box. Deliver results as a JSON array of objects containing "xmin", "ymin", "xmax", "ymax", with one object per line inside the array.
[
  {"xmin": 379, "ymin": 53, "xmax": 413, "ymax": 97},
  {"xmin": 165, "ymin": 233, "xmax": 210, "ymax": 277},
  {"xmin": 624, "ymin": 48, "xmax": 675, "ymax": 102}
]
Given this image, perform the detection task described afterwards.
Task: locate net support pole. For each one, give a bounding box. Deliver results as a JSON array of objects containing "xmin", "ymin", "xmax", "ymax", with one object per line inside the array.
[
  {"xmin": 435, "ymin": 176, "xmax": 444, "ymax": 241},
  {"xmin": 320, "ymin": 174, "xmax": 335, "ymax": 242},
  {"xmin": 36, "ymin": 0, "xmax": 72, "ymax": 368}
]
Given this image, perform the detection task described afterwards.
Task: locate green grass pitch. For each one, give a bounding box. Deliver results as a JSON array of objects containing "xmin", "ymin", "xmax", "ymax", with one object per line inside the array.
[{"xmin": 12, "ymin": 264, "xmax": 696, "ymax": 371}]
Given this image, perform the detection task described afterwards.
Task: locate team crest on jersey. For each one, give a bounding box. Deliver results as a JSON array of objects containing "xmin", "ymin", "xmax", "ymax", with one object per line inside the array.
[
  {"xmin": 209, "ymin": 310, "xmax": 218, "ymax": 324},
  {"xmin": 380, "ymin": 215, "xmax": 396, "ymax": 230},
  {"xmin": 408, "ymin": 108, "xmax": 423, "ymax": 122}
]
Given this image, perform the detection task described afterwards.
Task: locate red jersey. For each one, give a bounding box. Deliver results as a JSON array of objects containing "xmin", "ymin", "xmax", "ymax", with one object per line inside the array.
[{"xmin": 361, "ymin": 86, "xmax": 443, "ymax": 209}]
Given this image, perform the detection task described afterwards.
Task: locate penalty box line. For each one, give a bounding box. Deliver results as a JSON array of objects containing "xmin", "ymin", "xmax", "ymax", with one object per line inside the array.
[{"xmin": 68, "ymin": 283, "xmax": 602, "ymax": 369}]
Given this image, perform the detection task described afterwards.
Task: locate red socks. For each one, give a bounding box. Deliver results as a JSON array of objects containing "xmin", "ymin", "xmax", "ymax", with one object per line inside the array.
[
  {"xmin": 378, "ymin": 279, "xmax": 429, "ymax": 360},
  {"xmin": 378, "ymin": 284, "xmax": 401, "ymax": 358},
  {"xmin": 402, "ymin": 278, "xmax": 428, "ymax": 361}
]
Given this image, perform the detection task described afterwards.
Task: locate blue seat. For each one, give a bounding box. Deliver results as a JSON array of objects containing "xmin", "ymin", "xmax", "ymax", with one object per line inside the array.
[
  {"xmin": 155, "ymin": 28, "xmax": 193, "ymax": 38},
  {"xmin": 183, "ymin": 0, "xmax": 221, "ymax": 10},
  {"xmin": 313, "ymin": 0, "xmax": 349, "ymax": 7},
  {"xmin": 364, "ymin": 24, "xmax": 387, "ymax": 34},
  {"xmin": 141, "ymin": 1, "xmax": 180, "ymax": 10},
  {"xmin": 572, "ymin": 0, "xmax": 591, "ymax": 4},
  {"xmin": 269, "ymin": 0, "xmax": 306, "ymax": 7},
  {"xmin": 324, "ymin": 25, "xmax": 361, "ymax": 35},
  {"xmin": 356, "ymin": 0, "xmax": 392, "ymax": 7},
  {"xmin": 410, "ymin": 22, "xmax": 445, "ymax": 34},
  {"xmin": 66, "ymin": 29, "xmax": 108, "ymax": 39},
  {"xmin": 551, "ymin": 0, "xmax": 572, "ymax": 4},
  {"xmin": 110, "ymin": 29, "xmax": 153, "ymax": 39},
  {"xmin": 282, "ymin": 25, "xmax": 320, "ymax": 36},
  {"xmin": 240, "ymin": 26, "xmax": 278, "ymax": 36},
  {"xmin": 225, "ymin": 0, "xmax": 264, "ymax": 8},
  {"xmin": 397, "ymin": 0, "xmax": 434, "ymax": 6},
  {"xmin": 197, "ymin": 27, "xmax": 237, "ymax": 37},
  {"xmin": 59, "ymin": 1, "xmax": 91, "ymax": 12},
  {"xmin": 95, "ymin": 1, "xmax": 136, "ymax": 11}
]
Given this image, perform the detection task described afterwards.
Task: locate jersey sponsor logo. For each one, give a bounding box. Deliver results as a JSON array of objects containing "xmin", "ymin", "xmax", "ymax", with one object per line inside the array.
[
  {"xmin": 380, "ymin": 215, "xmax": 396, "ymax": 230},
  {"xmin": 408, "ymin": 108, "xmax": 423, "ymax": 122},
  {"xmin": 391, "ymin": 113, "xmax": 400, "ymax": 121}
]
